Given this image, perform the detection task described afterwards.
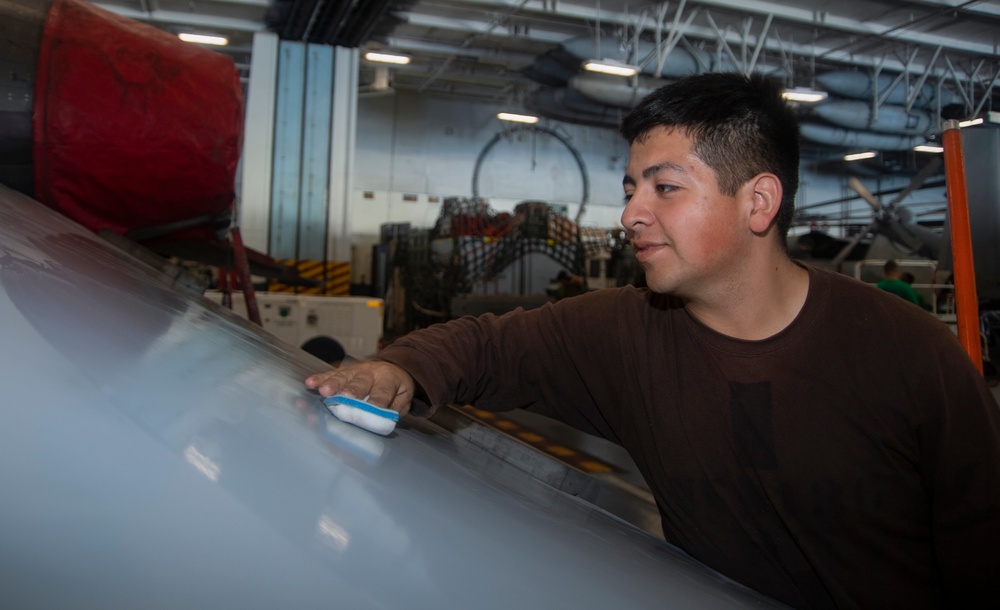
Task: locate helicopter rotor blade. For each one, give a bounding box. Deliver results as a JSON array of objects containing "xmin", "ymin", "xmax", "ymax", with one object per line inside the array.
[
  {"xmin": 831, "ymin": 218, "xmax": 880, "ymax": 272},
  {"xmin": 887, "ymin": 157, "xmax": 943, "ymax": 207},
  {"xmin": 848, "ymin": 177, "xmax": 882, "ymax": 212}
]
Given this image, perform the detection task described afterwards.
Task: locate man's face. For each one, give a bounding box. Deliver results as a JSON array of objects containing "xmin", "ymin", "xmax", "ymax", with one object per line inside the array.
[{"xmin": 621, "ymin": 126, "xmax": 752, "ymax": 297}]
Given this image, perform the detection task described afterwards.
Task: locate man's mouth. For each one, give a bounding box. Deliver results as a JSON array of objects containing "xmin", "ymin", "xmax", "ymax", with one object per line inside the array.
[{"xmin": 631, "ymin": 240, "xmax": 665, "ymax": 262}]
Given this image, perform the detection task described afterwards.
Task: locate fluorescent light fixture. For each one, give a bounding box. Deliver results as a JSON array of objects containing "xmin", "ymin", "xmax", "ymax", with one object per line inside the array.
[
  {"xmin": 178, "ymin": 33, "xmax": 228, "ymax": 46},
  {"xmin": 959, "ymin": 117, "xmax": 984, "ymax": 128},
  {"xmin": 843, "ymin": 151, "xmax": 877, "ymax": 161},
  {"xmin": 364, "ymin": 51, "xmax": 411, "ymax": 65},
  {"xmin": 781, "ymin": 87, "xmax": 828, "ymax": 103},
  {"xmin": 583, "ymin": 58, "xmax": 639, "ymax": 77},
  {"xmin": 914, "ymin": 144, "xmax": 944, "ymax": 153},
  {"xmin": 497, "ymin": 112, "xmax": 539, "ymax": 124}
]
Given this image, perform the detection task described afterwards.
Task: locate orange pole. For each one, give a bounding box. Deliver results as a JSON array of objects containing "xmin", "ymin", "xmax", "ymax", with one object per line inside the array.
[{"xmin": 941, "ymin": 120, "xmax": 983, "ymax": 373}]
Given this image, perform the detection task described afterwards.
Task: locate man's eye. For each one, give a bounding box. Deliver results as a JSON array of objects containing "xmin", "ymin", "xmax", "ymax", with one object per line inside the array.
[
  {"xmin": 656, "ymin": 184, "xmax": 676, "ymax": 194},
  {"xmin": 623, "ymin": 192, "xmax": 634, "ymax": 203}
]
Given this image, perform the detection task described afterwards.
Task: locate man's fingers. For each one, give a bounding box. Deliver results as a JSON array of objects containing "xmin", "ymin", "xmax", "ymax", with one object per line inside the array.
[
  {"xmin": 305, "ymin": 369, "xmax": 355, "ymax": 397},
  {"xmin": 304, "ymin": 371, "xmax": 336, "ymax": 389},
  {"xmin": 306, "ymin": 362, "xmax": 416, "ymax": 417},
  {"xmin": 367, "ymin": 380, "xmax": 410, "ymax": 414}
]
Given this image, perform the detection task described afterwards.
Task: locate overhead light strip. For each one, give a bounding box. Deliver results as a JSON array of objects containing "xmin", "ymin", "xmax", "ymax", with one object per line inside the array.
[
  {"xmin": 364, "ymin": 51, "xmax": 411, "ymax": 65},
  {"xmin": 582, "ymin": 59, "xmax": 639, "ymax": 77},
  {"xmin": 843, "ymin": 151, "xmax": 877, "ymax": 161},
  {"xmin": 781, "ymin": 87, "xmax": 828, "ymax": 103},
  {"xmin": 497, "ymin": 112, "xmax": 539, "ymax": 124},
  {"xmin": 178, "ymin": 33, "xmax": 228, "ymax": 46}
]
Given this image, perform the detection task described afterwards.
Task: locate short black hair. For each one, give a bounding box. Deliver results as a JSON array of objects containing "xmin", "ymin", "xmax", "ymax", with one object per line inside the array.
[{"xmin": 620, "ymin": 72, "xmax": 800, "ymax": 245}]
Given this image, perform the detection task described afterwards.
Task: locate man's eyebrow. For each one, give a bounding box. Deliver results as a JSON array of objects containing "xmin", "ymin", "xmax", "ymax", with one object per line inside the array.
[
  {"xmin": 642, "ymin": 161, "xmax": 685, "ymax": 179},
  {"xmin": 623, "ymin": 161, "xmax": 686, "ymax": 187}
]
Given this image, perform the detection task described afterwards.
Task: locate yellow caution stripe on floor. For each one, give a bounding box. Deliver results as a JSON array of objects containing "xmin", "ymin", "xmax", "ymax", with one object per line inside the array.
[
  {"xmin": 458, "ymin": 405, "xmax": 615, "ymax": 474},
  {"xmin": 268, "ymin": 259, "xmax": 350, "ymax": 295}
]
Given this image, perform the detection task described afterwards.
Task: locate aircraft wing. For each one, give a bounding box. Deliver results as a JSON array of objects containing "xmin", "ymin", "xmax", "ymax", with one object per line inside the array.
[{"xmin": 0, "ymin": 184, "xmax": 788, "ymax": 609}]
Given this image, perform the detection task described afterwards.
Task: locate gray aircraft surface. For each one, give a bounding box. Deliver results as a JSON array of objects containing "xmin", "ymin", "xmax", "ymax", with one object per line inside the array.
[{"xmin": 0, "ymin": 183, "xmax": 788, "ymax": 607}]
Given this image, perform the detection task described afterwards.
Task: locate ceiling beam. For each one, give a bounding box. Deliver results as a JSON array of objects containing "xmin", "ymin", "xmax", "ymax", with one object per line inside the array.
[
  {"xmin": 382, "ymin": 36, "xmax": 538, "ymax": 65},
  {"xmin": 423, "ymin": 0, "xmax": 998, "ymax": 69},
  {"xmin": 93, "ymin": 3, "xmax": 266, "ymax": 32}
]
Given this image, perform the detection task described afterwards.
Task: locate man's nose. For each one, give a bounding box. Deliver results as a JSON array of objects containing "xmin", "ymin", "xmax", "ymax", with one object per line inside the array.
[{"xmin": 621, "ymin": 190, "xmax": 648, "ymax": 229}]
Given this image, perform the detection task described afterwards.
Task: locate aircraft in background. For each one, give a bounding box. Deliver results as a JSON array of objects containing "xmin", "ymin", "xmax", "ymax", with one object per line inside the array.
[
  {"xmin": 790, "ymin": 159, "xmax": 946, "ymax": 270},
  {"xmin": 790, "ymin": 125, "xmax": 1000, "ymax": 312}
]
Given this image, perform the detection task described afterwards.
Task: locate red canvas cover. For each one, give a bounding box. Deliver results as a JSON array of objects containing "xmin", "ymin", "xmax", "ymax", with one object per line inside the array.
[{"xmin": 32, "ymin": 0, "xmax": 244, "ymax": 237}]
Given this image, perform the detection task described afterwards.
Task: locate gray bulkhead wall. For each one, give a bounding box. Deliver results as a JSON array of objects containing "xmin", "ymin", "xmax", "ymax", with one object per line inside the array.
[{"xmin": 352, "ymin": 90, "xmax": 630, "ymax": 228}]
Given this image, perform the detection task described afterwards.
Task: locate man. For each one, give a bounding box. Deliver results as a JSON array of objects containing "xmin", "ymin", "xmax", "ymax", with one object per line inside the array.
[
  {"xmin": 547, "ymin": 270, "xmax": 588, "ymax": 301},
  {"xmin": 899, "ymin": 270, "xmax": 933, "ymax": 310},
  {"xmin": 307, "ymin": 73, "xmax": 1000, "ymax": 609},
  {"xmin": 877, "ymin": 259, "xmax": 923, "ymax": 306}
]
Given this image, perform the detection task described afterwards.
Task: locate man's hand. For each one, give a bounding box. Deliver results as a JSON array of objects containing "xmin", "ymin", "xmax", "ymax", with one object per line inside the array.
[{"xmin": 305, "ymin": 361, "xmax": 417, "ymax": 417}]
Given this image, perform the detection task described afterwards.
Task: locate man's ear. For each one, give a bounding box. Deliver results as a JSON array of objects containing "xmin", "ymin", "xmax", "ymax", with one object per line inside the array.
[{"xmin": 746, "ymin": 173, "xmax": 783, "ymax": 234}]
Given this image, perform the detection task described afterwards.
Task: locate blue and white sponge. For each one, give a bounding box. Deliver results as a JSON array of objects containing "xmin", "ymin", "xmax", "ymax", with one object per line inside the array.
[{"xmin": 323, "ymin": 394, "xmax": 399, "ymax": 436}]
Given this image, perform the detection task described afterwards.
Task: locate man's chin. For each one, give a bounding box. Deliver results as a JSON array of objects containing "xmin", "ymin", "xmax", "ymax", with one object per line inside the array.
[{"xmin": 644, "ymin": 274, "xmax": 679, "ymax": 295}]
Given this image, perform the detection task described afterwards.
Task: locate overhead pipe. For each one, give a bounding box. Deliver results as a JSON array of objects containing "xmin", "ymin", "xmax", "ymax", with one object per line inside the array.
[
  {"xmin": 309, "ymin": 0, "xmax": 358, "ymax": 45},
  {"xmin": 325, "ymin": 0, "xmax": 409, "ymax": 47},
  {"xmin": 344, "ymin": 0, "xmax": 396, "ymax": 47},
  {"xmin": 280, "ymin": 0, "xmax": 322, "ymax": 40},
  {"xmin": 940, "ymin": 119, "xmax": 983, "ymax": 373}
]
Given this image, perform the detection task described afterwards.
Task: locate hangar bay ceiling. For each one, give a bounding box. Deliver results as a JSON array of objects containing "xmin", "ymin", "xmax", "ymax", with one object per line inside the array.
[
  {"xmin": 88, "ymin": 0, "xmax": 1000, "ymax": 234},
  {"xmin": 92, "ymin": 0, "xmax": 999, "ymax": 155}
]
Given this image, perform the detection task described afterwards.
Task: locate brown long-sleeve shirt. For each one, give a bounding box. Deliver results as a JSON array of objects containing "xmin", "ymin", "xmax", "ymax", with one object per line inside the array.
[{"xmin": 376, "ymin": 264, "xmax": 1000, "ymax": 609}]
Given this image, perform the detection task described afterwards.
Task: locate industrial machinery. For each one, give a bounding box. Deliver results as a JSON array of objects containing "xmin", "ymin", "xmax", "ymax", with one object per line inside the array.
[
  {"xmin": 378, "ymin": 197, "xmax": 640, "ymax": 334},
  {"xmin": 1, "ymin": 0, "xmax": 242, "ymax": 246},
  {"xmin": 0, "ymin": 0, "xmax": 306, "ymax": 318},
  {"xmin": 203, "ymin": 290, "xmax": 384, "ymax": 360}
]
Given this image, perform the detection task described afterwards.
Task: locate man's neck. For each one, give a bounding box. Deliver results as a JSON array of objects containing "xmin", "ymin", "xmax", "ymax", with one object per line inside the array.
[{"xmin": 684, "ymin": 257, "xmax": 810, "ymax": 341}]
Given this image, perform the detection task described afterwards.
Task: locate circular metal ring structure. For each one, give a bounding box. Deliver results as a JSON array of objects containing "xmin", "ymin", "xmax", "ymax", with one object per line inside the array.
[{"xmin": 472, "ymin": 124, "xmax": 590, "ymax": 221}]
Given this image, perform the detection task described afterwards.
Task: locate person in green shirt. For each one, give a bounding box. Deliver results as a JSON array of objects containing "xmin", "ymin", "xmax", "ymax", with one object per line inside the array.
[
  {"xmin": 876, "ymin": 259, "xmax": 922, "ymax": 306},
  {"xmin": 900, "ymin": 271, "xmax": 932, "ymax": 311}
]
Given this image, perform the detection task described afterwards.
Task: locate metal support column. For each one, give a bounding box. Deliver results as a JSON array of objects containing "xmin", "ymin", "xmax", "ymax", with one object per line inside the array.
[
  {"xmin": 239, "ymin": 31, "xmax": 278, "ymax": 254},
  {"xmin": 327, "ymin": 46, "xmax": 359, "ymax": 263}
]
